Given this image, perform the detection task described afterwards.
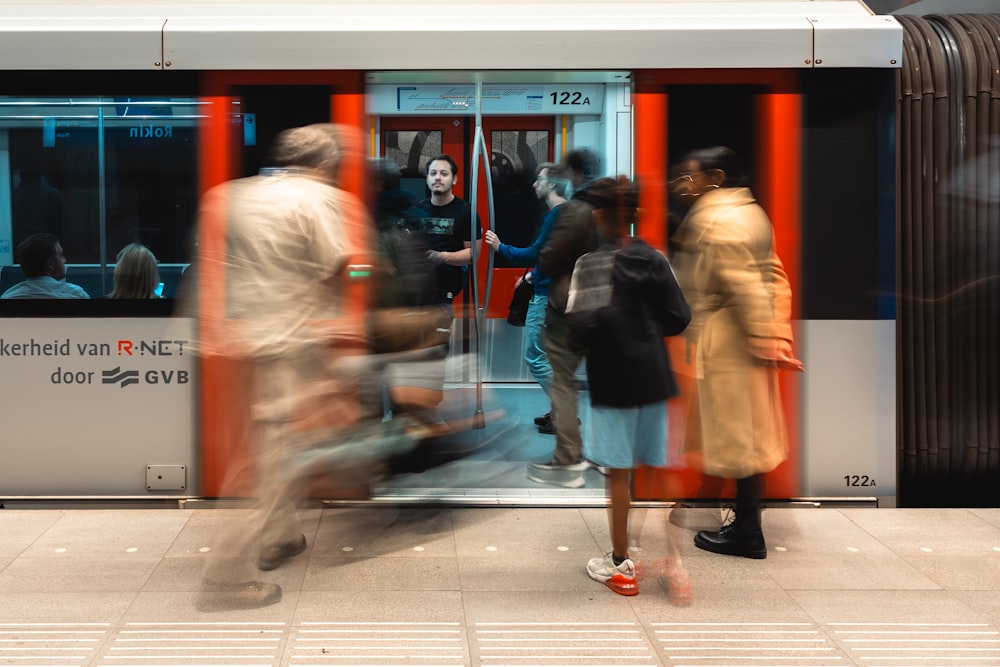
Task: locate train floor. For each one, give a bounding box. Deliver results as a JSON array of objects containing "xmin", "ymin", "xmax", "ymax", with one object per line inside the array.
[
  {"xmin": 370, "ymin": 382, "xmax": 610, "ymax": 500},
  {"xmin": 1, "ymin": 504, "xmax": 1000, "ymax": 667}
]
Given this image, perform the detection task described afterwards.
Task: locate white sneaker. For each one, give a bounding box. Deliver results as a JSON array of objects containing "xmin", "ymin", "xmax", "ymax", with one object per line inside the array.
[
  {"xmin": 529, "ymin": 459, "xmax": 589, "ymax": 472},
  {"xmin": 586, "ymin": 460, "xmax": 609, "ymax": 475},
  {"xmin": 527, "ymin": 459, "xmax": 587, "ymax": 488},
  {"xmin": 586, "ymin": 554, "xmax": 638, "ymax": 596}
]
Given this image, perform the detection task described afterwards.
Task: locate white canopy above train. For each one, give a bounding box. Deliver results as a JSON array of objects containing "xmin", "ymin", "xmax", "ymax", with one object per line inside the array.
[{"xmin": 0, "ymin": 0, "xmax": 901, "ymax": 70}]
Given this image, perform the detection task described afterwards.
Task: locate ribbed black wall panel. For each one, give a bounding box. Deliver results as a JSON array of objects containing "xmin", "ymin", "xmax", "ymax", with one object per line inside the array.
[{"xmin": 896, "ymin": 14, "xmax": 1000, "ymax": 507}]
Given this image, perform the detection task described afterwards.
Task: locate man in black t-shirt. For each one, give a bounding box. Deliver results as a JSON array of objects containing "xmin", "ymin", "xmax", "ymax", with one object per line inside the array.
[{"xmin": 414, "ymin": 153, "xmax": 483, "ymax": 304}]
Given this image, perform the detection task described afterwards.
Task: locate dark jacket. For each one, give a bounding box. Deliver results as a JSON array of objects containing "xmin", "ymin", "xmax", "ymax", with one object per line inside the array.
[
  {"xmin": 538, "ymin": 181, "xmax": 605, "ymax": 313},
  {"xmin": 573, "ymin": 238, "xmax": 691, "ymax": 407}
]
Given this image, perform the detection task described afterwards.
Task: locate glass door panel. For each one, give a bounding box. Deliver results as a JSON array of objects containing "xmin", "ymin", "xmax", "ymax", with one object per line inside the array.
[
  {"xmin": 380, "ymin": 118, "xmax": 464, "ymax": 200},
  {"xmin": 488, "ymin": 127, "xmax": 550, "ymax": 268}
]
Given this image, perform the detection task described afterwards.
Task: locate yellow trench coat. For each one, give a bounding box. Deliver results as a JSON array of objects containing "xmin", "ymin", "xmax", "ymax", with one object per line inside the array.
[{"xmin": 671, "ymin": 187, "xmax": 794, "ymax": 479}]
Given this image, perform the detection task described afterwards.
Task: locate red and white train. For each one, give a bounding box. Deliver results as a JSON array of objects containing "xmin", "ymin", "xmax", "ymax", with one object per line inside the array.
[{"xmin": 0, "ymin": 1, "xmax": 904, "ymax": 505}]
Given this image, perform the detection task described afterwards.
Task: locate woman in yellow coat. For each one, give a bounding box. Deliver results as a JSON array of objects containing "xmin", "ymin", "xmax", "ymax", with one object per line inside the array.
[{"xmin": 670, "ymin": 146, "xmax": 803, "ymax": 559}]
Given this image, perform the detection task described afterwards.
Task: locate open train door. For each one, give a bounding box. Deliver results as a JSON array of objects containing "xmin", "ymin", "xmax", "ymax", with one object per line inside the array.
[
  {"xmin": 632, "ymin": 70, "xmax": 804, "ymax": 504},
  {"xmin": 196, "ymin": 71, "xmax": 369, "ymax": 498}
]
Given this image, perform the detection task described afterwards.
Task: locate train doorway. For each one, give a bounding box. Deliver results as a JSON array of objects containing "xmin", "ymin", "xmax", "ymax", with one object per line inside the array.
[
  {"xmin": 373, "ymin": 114, "xmax": 592, "ymax": 501},
  {"xmin": 378, "ymin": 115, "xmax": 556, "ymax": 318}
]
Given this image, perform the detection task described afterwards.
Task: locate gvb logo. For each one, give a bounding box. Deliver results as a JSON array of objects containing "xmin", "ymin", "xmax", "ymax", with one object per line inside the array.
[
  {"xmin": 100, "ymin": 367, "xmax": 189, "ymax": 388},
  {"xmin": 102, "ymin": 367, "xmax": 140, "ymax": 387}
]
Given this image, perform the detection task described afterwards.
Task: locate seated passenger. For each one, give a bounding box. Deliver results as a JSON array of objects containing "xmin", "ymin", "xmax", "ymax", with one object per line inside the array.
[
  {"xmin": 0, "ymin": 232, "xmax": 89, "ymax": 299},
  {"xmin": 109, "ymin": 242, "xmax": 161, "ymax": 299}
]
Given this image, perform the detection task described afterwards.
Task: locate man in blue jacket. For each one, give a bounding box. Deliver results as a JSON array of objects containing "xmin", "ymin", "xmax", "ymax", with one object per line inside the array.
[{"xmin": 485, "ymin": 162, "xmax": 569, "ymax": 435}]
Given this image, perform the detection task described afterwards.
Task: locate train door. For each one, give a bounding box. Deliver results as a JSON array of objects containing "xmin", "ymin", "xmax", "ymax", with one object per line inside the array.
[
  {"xmin": 631, "ymin": 71, "xmax": 804, "ymax": 503},
  {"xmin": 367, "ymin": 75, "xmax": 623, "ymax": 501},
  {"xmin": 196, "ymin": 72, "xmax": 369, "ymax": 498}
]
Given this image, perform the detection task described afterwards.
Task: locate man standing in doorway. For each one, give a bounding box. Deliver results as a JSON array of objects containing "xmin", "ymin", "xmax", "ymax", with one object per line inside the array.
[
  {"xmin": 416, "ymin": 153, "xmax": 483, "ymax": 306},
  {"xmin": 391, "ymin": 154, "xmax": 483, "ymax": 429}
]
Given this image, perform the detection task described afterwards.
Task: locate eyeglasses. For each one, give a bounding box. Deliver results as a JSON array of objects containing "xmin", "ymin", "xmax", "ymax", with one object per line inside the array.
[{"xmin": 668, "ymin": 174, "xmax": 695, "ymax": 185}]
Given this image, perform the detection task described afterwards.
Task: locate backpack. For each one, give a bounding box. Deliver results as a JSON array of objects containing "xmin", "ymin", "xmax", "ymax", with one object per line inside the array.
[{"xmin": 564, "ymin": 247, "xmax": 620, "ymax": 344}]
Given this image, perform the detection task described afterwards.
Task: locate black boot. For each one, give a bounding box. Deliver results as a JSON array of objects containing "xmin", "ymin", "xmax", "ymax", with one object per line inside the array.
[
  {"xmin": 693, "ymin": 474, "xmax": 767, "ymax": 559},
  {"xmin": 693, "ymin": 506, "xmax": 766, "ymax": 558}
]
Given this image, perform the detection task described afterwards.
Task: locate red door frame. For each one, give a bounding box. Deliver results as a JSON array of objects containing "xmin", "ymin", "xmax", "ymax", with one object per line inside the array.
[
  {"xmin": 196, "ymin": 71, "xmax": 367, "ymax": 498},
  {"xmin": 632, "ymin": 69, "xmax": 803, "ymax": 501}
]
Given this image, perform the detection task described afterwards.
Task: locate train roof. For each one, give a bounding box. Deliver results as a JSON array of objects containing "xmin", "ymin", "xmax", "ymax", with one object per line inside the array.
[{"xmin": 0, "ymin": 1, "xmax": 901, "ymax": 71}]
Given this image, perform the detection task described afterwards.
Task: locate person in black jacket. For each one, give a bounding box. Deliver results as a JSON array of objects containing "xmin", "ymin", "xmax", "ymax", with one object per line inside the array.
[{"xmin": 566, "ymin": 176, "xmax": 691, "ymax": 598}]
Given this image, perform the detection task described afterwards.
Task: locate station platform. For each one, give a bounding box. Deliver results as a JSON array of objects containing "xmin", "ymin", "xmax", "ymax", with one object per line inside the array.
[{"xmin": 1, "ymin": 503, "xmax": 999, "ymax": 667}]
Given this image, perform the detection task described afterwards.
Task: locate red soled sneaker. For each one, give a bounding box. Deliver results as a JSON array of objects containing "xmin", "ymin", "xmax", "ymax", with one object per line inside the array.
[{"xmin": 586, "ymin": 553, "xmax": 638, "ymax": 596}]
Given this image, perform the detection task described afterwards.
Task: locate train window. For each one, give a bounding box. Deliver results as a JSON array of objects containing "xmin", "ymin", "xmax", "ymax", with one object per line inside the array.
[
  {"xmin": 0, "ymin": 95, "xmax": 196, "ymax": 310},
  {"xmin": 665, "ymin": 85, "xmax": 757, "ymax": 227},
  {"xmin": 0, "ymin": 96, "xmax": 199, "ymax": 272},
  {"xmin": 384, "ymin": 129, "xmax": 444, "ymax": 202},
  {"xmin": 490, "ymin": 128, "xmax": 549, "ymax": 267}
]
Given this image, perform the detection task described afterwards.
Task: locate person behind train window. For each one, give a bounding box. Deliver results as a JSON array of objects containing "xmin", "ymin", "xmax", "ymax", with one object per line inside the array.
[
  {"xmin": 369, "ymin": 158, "xmax": 438, "ymax": 309},
  {"xmin": 484, "ymin": 162, "xmax": 570, "ymax": 434},
  {"xmin": 108, "ymin": 243, "xmax": 161, "ymax": 299},
  {"xmin": 194, "ymin": 124, "xmax": 373, "ymax": 609},
  {"xmin": 11, "ymin": 163, "xmax": 64, "ymax": 248},
  {"xmin": 415, "ymin": 153, "xmax": 483, "ymax": 305},
  {"xmin": 365, "ymin": 158, "xmax": 453, "ymax": 430},
  {"xmin": 567, "ymin": 176, "xmax": 691, "ymax": 598},
  {"xmin": 531, "ymin": 166, "xmax": 612, "ymax": 488},
  {"xmin": 1, "ymin": 233, "xmax": 88, "ymax": 299},
  {"xmin": 669, "ymin": 146, "xmax": 803, "ymax": 560},
  {"xmin": 563, "ymin": 148, "xmax": 597, "ymax": 198}
]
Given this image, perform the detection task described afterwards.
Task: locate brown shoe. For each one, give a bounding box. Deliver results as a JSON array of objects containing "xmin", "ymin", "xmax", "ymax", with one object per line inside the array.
[
  {"xmin": 198, "ymin": 580, "xmax": 282, "ymax": 610},
  {"xmin": 259, "ymin": 534, "xmax": 307, "ymax": 571}
]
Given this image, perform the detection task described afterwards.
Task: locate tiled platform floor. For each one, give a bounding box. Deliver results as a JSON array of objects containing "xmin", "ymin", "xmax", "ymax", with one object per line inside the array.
[{"xmin": 1, "ymin": 504, "xmax": 1000, "ymax": 667}]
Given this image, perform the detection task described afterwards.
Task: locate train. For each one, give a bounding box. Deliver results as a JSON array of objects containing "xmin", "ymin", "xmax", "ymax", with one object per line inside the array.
[{"xmin": 2, "ymin": 0, "xmax": 973, "ymax": 507}]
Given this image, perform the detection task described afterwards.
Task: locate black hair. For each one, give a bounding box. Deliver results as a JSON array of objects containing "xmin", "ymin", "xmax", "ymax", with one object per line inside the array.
[
  {"xmin": 16, "ymin": 233, "xmax": 60, "ymax": 277},
  {"xmin": 588, "ymin": 176, "xmax": 640, "ymax": 234},
  {"xmin": 680, "ymin": 146, "xmax": 749, "ymax": 187},
  {"xmin": 425, "ymin": 153, "xmax": 459, "ymax": 177},
  {"xmin": 563, "ymin": 148, "xmax": 597, "ymax": 179},
  {"xmin": 370, "ymin": 157, "xmax": 402, "ymax": 192},
  {"xmin": 535, "ymin": 162, "xmax": 570, "ymax": 198}
]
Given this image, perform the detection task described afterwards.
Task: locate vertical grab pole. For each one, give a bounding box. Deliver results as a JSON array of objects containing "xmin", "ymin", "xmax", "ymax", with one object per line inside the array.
[
  {"xmin": 478, "ymin": 131, "xmax": 496, "ymax": 320},
  {"xmin": 468, "ymin": 76, "xmax": 496, "ymax": 429}
]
